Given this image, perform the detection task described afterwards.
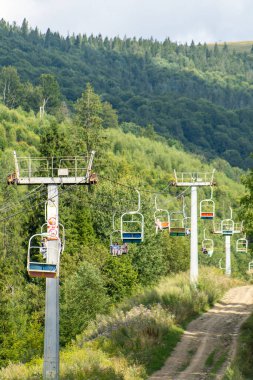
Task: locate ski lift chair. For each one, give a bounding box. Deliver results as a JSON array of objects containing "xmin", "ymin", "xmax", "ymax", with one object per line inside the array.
[
  {"xmin": 184, "ymin": 216, "xmax": 191, "ymax": 236},
  {"xmin": 121, "ymin": 213, "xmax": 144, "ymax": 243},
  {"xmin": 120, "ymin": 190, "xmax": 144, "ymax": 243},
  {"xmin": 247, "ymin": 261, "xmax": 253, "ymax": 275},
  {"xmin": 110, "ymin": 230, "xmax": 122, "ymax": 256},
  {"xmin": 202, "ymin": 229, "xmax": 214, "ymax": 257},
  {"xmin": 221, "ymin": 219, "xmax": 234, "ymax": 236},
  {"xmin": 154, "ymin": 196, "xmax": 170, "ymax": 233},
  {"xmin": 41, "ymin": 222, "xmax": 65, "ymax": 254},
  {"xmin": 169, "ymin": 212, "xmax": 186, "ymax": 236},
  {"xmin": 27, "ymin": 233, "xmax": 61, "ymax": 278},
  {"xmin": 236, "ymin": 236, "xmax": 248, "ymax": 253},
  {"xmin": 200, "ymin": 188, "xmax": 215, "ymax": 220},
  {"xmin": 234, "ymin": 222, "xmax": 244, "ymax": 234},
  {"xmin": 213, "ymin": 221, "xmax": 222, "ymax": 234}
]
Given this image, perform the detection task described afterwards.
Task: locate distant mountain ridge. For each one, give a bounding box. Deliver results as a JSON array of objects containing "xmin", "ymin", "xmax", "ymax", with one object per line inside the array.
[{"xmin": 0, "ymin": 18, "xmax": 253, "ymax": 168}]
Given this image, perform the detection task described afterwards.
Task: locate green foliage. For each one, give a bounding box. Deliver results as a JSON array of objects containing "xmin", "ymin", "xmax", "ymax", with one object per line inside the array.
[
  {"xmin": 240, "ymin": 170, "xmax": 253, "ymax": 235},
  {"xmin": 75, "ymin": 83, "xmax": 104, "ymax": 153},
  {"xmin": 39, "ymin": 73, "xmax": 61, "ymax": 114},
  {"xmin": 0, "ymin": 20, "xmax": 253, "ymax": 167},
  {"xmin": 0, "ymin": 269, "xmax": 243, "ymax": 379},
  {"xmin": 0, "ymin": 66, "xmax": 22, "ymax": 109},
  {"xmin": 224, "ymin": 313, "xmax": 253, "ymax": 380},
  {"xmin": 60, "ymin": 261, "xmax": 109, "ymax": 345},
  {"xmin": 0, "ymin": 95, "xmax": 248, "ymax": 372},
  {"xmin": 101, "ymin": 255, "xmax": 138, "ymax": 301}
]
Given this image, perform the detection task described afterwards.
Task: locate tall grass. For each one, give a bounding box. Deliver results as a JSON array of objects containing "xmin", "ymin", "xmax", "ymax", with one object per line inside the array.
[
  {"xmin": 0, "ymin": 268, "xmax": 243, "ymax": 380},
  {"xmin": 224, "ymin": 312, "xmax": 253, "ymax": 380}
]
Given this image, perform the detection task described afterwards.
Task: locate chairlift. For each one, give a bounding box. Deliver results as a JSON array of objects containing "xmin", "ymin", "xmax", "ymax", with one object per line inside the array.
[
  {"xmin": 121, "ymin": 190, "xmax": 144, "ymax": 243},
  {"xmin": 221, "ymin": 219, "xmax": 234, "ymax": 236},
  {"xmin": 234, "ymin": 221, "xmax": 244, "ymax": 234},
  {"xmin": 110, "ymin": 232, "xmax": 128, "ymax": 256},
  {"xmin": 110, "ymin": 231, "xmax": 121, "ymax": 256},
  {"xmin": 213, "ymin": 221, "xmax": 222, "ymax": 234},
  {"xmin": 220, "ymin": 207, "xmax": 234, "ymax": 235},
  {"xmin": 183, "ymin": 197, "xmax": 191, "ymax": 236},
  {"xmin": 154, "ymin": 195, "xmax": 170, "ymax": 234},
  {"xmin": 202, "ymin": 229, "xmax": 214, "ymax": 257},
  {"xmin": 200, "ymin": 187, "xmax": 215, "ymax": 220},
  {"xmin": 41, "ymin": 222, "xmax": 65, "ymax": 254},
  {"xmin": 27, "ymin": 233, "xmax": 61, "ymax": 278},
  {"xmin": 183, "ymin": 216, "xmax": 191, "ymax": 236},
  {"xmin": 169, "ymin": 212, "xmax": 186, "ymax": 236},
  {"xmin": 110, "ymin": 214, "xmax": 128, "ymax": 256},
  {"xmin": 236, "ymin": 235, "xmax": 248, "ymax": 253},
  {"xmin": 247, "ymin": 261, "xmax": 253, "ymax": 275}
]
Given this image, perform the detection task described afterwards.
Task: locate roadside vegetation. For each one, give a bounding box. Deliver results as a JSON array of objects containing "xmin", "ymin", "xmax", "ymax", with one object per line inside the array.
[
  {"xmin": 0, "ymin": 78, "xmax": 252, "ymax": 378},
  {"xmin": 0, "ymin": 268, "xmax": 242, "ymax": 380},
  {"xmin": 223, "ymin": 312, "xmax": 253, "ymax": 380}
]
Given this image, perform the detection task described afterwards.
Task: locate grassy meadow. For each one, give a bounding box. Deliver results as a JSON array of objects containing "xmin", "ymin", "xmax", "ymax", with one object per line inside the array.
[{"xmin": 0, "ymin": 268, "xmax": 243, "ymax": 380}]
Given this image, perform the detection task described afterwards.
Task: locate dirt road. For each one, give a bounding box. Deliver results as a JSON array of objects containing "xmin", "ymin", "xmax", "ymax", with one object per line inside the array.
[{"xmin": 149, "ymin": 285, "xmax": 253, "ymax": 380}]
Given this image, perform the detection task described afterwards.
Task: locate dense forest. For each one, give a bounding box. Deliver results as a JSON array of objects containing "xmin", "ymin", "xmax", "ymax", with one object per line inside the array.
[
  {"xmin": 0, "ymin": 19, "xmax": 253, "ymax": 168},
  {"xmin": 0, "ymin": 84, "xmax": 251, "ymax": 371}
]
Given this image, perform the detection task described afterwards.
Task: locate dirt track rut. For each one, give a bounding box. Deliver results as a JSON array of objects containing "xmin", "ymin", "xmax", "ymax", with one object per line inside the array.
[{"xmin": 149, "ymin": 285, "xmax": 253, "ymax": 380}]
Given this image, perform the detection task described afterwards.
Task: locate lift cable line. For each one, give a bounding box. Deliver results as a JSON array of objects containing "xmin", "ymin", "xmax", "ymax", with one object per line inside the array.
[
  {"xmin": 0, "ymin": 171, "xmax": 191, "ymax": 225},
  {"xmin": 0, "ymin": 184, "xmax": 47, "ymax": 213},
  {"xmin": 0, "ymin": 187, "xmax": 57, "ymax": 223},
  {"xmin": 97, "ymin": 173, "xmax": 191, "ymax": 196},
  {"xmin": 7, "ymin": 151, "xmax": 97, "ymax": 380},
  {"xmin": 0, "ymin": 176, "xmax": 93, "ymax": 224}
]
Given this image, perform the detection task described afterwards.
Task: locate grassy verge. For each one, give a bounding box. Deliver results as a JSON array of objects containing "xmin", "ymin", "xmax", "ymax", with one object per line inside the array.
[
  {"xmin": 0, "ymin": 267, "xmax": 242, "ymax": 380},
  {"xmin": 223, "ymin": 312, "xmax": 253, "ymax": 380}
]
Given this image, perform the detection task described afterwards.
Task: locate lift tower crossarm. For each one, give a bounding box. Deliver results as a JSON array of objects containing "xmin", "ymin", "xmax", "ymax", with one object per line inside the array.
[
  {"xmin": 8, "ymin": 152, "xmax": 97, "ymax": 185},
  {"xmin": 172, "ymin": 169, "xmax": 216, "ymax": 187}
]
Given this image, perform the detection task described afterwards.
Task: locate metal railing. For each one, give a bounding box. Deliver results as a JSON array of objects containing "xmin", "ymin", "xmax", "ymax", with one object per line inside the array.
[
  {"xmin": 14, "ymin": 154, "xmax": 91, "ymax": 179},
  {"xmin": 173, "ymin": 170, "xmax": 215, "ymax": 184}
]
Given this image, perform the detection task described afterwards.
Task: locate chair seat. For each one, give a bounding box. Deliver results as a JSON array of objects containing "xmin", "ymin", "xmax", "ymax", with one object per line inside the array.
[
  {"xmin": 222, "ymin": 230, "xmax": 233, "ymax": 235},
  {"xmin": 122, "ymin": 239, "xmax": 142, "ymax": 243},
  {"xmin": 170, "ymin": 228, "xmax": 186, "ymax": 237},
  {"xmin": 122, "ymin": 232, "xmax": 142, "ymax": 238},
  {"xmin": 28, "ymin": 262, "xmax": 57, "ymax": 278}
]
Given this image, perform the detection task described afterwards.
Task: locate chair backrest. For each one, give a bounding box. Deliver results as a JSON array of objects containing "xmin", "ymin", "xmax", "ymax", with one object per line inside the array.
[
  {"xmin": 200, "ymin": 199, "xmax": 215, "ymax": 219},
  {"xmin": 221, "ymin": 219, "xmax": 234, "ymax": 235},
  {"xmin": 236, "ymin": 238, "xmax": 248, "ymax": 253},
  {"xmin": 120, "ymin": 211, "xmax": 144, "ymax": 243}
]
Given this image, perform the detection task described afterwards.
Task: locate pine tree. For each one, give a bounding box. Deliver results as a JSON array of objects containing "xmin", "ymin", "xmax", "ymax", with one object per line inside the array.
[{"xmin": 75, "ymin": 83, "xmax": 104, "ymax": 153}]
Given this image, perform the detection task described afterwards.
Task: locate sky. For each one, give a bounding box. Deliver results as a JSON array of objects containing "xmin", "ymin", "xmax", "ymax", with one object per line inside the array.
[{"xmin": 0, "ymin": 0, "xmax": 253, "ymax": 44}]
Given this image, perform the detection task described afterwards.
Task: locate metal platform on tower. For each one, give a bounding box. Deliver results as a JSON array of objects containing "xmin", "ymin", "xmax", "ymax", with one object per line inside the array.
[
  {"xmin": 7, "ymin": 151, "xmax": 98, "ymax": 185},
  {"xmin": 171, "ymin": 170, "xmax": 216, "ymax": 187}
]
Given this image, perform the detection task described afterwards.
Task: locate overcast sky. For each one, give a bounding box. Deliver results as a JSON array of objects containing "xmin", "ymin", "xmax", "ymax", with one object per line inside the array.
[{"xmin": 0, "ymin": 0, "xmax": 252, "ymax": 44}]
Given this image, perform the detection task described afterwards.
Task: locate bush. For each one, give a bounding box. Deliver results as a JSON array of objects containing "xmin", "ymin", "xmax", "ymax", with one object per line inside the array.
[{"xmin": 60, "ymin": 261, "xmax": 109, "ymax": 345}]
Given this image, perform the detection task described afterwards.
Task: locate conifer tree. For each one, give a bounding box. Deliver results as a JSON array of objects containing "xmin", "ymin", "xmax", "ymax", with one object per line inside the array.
[{"xmin": 75, "ymin": 83, "xmax": 104, "ymax": 153}]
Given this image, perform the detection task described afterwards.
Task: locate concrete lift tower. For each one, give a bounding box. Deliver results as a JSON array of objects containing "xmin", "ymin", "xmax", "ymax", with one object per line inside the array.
[
  {"xmin": 171, "ymin": 170, "xmax": 216, "ymax": 284},
  {"xmin": 8, "ymin": 151, "xmax": 97, "ymax": 380}
]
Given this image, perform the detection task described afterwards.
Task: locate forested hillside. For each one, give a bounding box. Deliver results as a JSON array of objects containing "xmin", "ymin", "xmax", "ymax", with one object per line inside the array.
[
  {"xmin": 1, "ymin": 17, "xmax": 253, "ymax": 378},
  {"xmin": 0, "ymin": 85, "xmax": 250, "ymax": 371},
  {"xmin": 0, "ymin": 19, "xmax": 253, "ymax": 168}
]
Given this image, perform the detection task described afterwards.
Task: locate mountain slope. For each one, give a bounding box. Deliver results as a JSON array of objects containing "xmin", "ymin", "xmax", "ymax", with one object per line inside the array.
[
  {"xmin": 0, "ymin": 103, "xmax": 249, "ymax": 369},
  {"xmin": 0, "ymin": 20, "xmax": 253, "ymax": 168}
]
